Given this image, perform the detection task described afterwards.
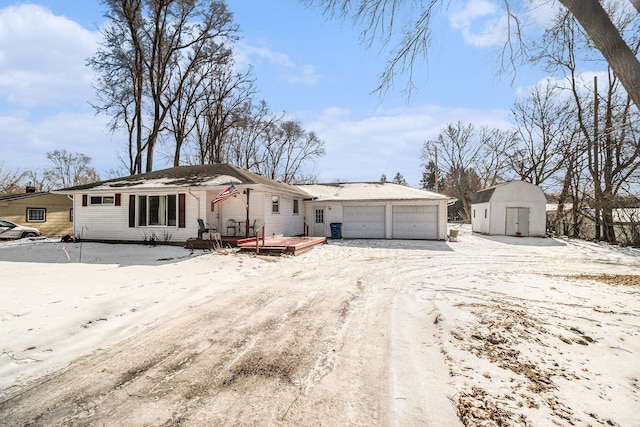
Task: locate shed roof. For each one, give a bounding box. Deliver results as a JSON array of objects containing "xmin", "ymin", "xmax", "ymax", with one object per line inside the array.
[
  {"xmin": 55, "ymin": 164, "xmax": 308, "ymax": 196},
  {"xmin": 471, "ymin": 186, "xmax": 497, "ymax": 204},
  {"xmin": 471, "ymin": 181, "xmax": 545, "ymax": 204},
  {"xmin": 297, "ymin": 182, "xmax": 455, "ymax": 202}
]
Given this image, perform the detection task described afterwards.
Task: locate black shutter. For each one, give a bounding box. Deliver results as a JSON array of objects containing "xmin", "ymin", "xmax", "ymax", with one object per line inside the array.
[
  {"xmin": 128, "ymin": 195, "xmax": 135, "ymax": 227},
  {"xmin": 178, "ymin": 194, "xmax": 186, "ymax": 228}
]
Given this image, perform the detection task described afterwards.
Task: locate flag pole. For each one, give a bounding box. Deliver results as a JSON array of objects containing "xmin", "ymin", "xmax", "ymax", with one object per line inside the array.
[{"xmin": 244, "ymin": 188, "xmax": 250, "ymax": 238}]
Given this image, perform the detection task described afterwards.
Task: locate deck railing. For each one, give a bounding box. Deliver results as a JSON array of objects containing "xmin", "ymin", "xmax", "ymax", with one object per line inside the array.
[{"xmin": 255, "ymin": 224, "xmax": 266, "ymax": 254}]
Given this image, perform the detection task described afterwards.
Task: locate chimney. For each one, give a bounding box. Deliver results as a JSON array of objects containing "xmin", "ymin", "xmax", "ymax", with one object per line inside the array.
[{"xmin": 25, "ymin": 185, "xmax": 36, "ymax": 193}]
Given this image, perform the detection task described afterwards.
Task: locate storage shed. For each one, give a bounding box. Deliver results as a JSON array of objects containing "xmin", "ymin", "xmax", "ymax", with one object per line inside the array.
[
  {"xmin": 471, "ymin": 181, "xmax": 547, "ymax": 237},
  {"xmin": 298, "ymin": 182, "xmax": 455, "ymax": 240}
]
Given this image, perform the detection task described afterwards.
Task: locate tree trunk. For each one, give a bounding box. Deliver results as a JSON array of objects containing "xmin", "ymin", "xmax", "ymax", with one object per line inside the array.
[{"xmin": 560, "ymin": 0, "xmax": 640, "ymax": 109}]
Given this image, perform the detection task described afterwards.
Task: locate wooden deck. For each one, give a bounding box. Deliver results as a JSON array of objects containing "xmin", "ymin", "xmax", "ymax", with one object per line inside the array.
[
  {"xmin": 185, "ymin": 235, "xmax": 326, "ymax": 256},
  {"xmin": 237, "ymin": 236, "xmax": 326, "ymax": 256}
]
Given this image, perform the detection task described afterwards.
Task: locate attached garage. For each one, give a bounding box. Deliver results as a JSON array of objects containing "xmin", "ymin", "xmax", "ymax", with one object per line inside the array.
[
  {"xmin": 299, "ymin": 182, "xmax": 455, "ymax": 240},
  {"xmin": 343, "ymin": 205, "xmax": 386, "ymax": 238},
  {"xmin": 392, "ymin": 205, "xmax": 438, "ymax": 239}
]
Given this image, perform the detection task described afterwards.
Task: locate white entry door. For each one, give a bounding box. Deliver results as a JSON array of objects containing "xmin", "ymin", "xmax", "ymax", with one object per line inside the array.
[
  {"xmin": 505, "ymin": 207, "xmax": 529, "ymax": 236},
  {"xmin": 312, "ymin": 208, "xmax": 326, "ymax": 237}
]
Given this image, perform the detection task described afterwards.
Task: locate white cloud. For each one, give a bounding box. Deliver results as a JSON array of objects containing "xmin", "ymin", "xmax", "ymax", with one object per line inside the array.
[
  {"xmin": 449, "ymin": 0, "xmax": 508, "ymax": 47},
  {"xmin": 0, "ymin": 4, "xmax": 98, "ymax": 108},
  {"xmin": 305, "ymin": 104, "xmax": 512, "ymax": 186},
  {"xmin": 234, "ymin": 40, "xmax": 320, "ymax": 86},
  {"xmin": 0, "ymin": 110, "xmax": 120, "ymax": 174},
  {"xmin": 286, "ymin": 64, "xmax": 320, "ymax": 85}
]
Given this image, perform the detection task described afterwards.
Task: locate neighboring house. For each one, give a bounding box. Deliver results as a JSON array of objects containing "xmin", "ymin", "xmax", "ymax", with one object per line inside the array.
[
  {"xmin": 471, "ymin": 181, "xmax": 547, "ymax": 237},
  {"xmin": 298, "ymin": 182, "xmax": 456, "ymax": 240},
  {"xmin": 0, "ymin": 189, "xmax": 73, "ymax": 238},
  {"xmin": 551, "ymin": 206, "xmax": 640, "ymax": 245},
  {"xmin": 55, "ymin": 164, "xmax": 309, "ymax": 243}
]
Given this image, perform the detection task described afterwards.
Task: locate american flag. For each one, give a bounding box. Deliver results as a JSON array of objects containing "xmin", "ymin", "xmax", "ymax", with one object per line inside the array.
[{"xmin": 212, "ymin": 185, "xmax": 240, "ymax": 204}]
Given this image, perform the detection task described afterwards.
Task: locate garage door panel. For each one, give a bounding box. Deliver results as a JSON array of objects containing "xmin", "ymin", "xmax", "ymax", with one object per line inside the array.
[
  {"xmin": 393, "ymin": 205, "xmax": 438, "ymax": 239},
  {"xmin": 343, "ymin": 206, "xmax": 385, "ymax": 238}
]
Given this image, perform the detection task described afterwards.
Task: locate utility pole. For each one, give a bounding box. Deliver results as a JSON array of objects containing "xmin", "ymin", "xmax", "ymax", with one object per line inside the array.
[
  {"xmin": 594, "ymin": 75, "xmax": 601, "ymax": 241},
  {"xmin": 434, "ymin": 147, "xmax": 439, "ymax": 193}
]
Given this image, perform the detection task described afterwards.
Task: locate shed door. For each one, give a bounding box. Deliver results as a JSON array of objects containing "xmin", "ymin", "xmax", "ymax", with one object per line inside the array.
[
  {"xmin": 343, "ymin": 206, "xmax": 385, "ymax": 238},
  {"xmin": 505, "ymin": 207, "xmax": 529, "ymax": 236},
  {"xmin": 393, "ymin": 205, "xmax": 438, "ymax": 239}
]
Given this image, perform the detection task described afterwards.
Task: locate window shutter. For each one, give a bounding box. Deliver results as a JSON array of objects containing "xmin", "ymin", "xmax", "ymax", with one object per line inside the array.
[
  {"xmin": 115, "ymin": 193, "xmax": 121, "ymax": 206},
  {"xmin": 82, "ymin": 195, "xmax": 87, "ymax": 207},
  {"xmin": 178, "ymin": 193, "xmax": 186, "ymax": 228},
  {"xmin": 128, "ymin": 195, "xmax": 135, "ymax": 228}
]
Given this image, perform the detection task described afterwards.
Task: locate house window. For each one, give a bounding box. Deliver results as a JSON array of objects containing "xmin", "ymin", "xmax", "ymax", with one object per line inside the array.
[
  {"xmin": 484, "ymin": 209, "xmax": 487, "ymax": 219},
  {"xmin": 272, "ymin": 195, "xmax": 280, "ymax": 213},
  {"xmin": 90, "ymin": 195, "xmax": 114, "ymax": 205},
  {"xmin": 137, "ymin": 195, "xmax": 177, "ymax": 226},
  {"xmin": 473, "ymin": 209, "xmax": 475, "ymax": 219},
  {"xmin": 293, "ymin": 199, "xmax": 299, "ymax": 214},
  {"xmin": 27, "ymin": 208, "xmax": 46, "ymax": 222},
  {"xmin": 315, "ymin": 209, "xmax": 324, "ymax": 224}
]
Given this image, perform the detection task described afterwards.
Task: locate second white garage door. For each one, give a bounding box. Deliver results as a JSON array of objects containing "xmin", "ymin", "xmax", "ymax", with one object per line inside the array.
[
  {"xmin": 343, "ymin": 205, "xmax": 386, "ymax": 238},
  {"xmin": 392, "ymin": 205, "xmax": 438, "ymax": 239}
]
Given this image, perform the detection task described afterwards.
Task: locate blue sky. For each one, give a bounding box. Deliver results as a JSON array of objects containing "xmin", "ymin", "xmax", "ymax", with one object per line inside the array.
[{"xmin": 0, "ymin": 0, "xmax": 550, "ymax": 187}]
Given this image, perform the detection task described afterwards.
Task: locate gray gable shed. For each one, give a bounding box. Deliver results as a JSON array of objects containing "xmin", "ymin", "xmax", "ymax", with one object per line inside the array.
[{"xmin": 471, "ymin": 181, "xmax": 547, "ymax": 237}]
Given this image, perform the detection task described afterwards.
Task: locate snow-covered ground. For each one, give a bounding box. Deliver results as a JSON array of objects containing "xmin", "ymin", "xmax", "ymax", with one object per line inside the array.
[{"xmin": 0, "ymin": 225, "xmax": 639, "ymax": 426}]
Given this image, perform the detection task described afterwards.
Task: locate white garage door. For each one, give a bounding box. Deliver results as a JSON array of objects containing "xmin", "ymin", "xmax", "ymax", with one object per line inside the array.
[
  {"xmin": 392, "ymin": 205, "xmax": 438, "ymax": 239},
  {"xmin": 343, "ymin": 206, "xmax": 386, "ymax": 238}
]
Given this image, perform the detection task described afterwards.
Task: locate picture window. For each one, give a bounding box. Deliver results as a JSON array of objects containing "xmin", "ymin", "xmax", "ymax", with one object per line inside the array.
[{"xmin": 137, "ymin": 195, "xmax": 177, "ymax": 226}]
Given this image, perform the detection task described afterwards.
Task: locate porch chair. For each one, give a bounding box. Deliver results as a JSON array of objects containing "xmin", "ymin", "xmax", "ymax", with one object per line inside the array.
[
  {"xmin": 226, "ymin": 219, "xmax": 237, "ymax": 236},
  {"xmin": 248, "ymin": 219, "xmax": 257, "ymax": 237},
  {"xmin": 197, "ymin": 218, "xmax": 216, "ymax": 240}
]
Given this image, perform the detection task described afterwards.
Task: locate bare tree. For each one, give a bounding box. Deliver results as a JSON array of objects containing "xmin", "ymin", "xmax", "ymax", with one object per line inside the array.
[
  {"xmin": 195, "ymin": 61, "xmax": 256, "ymax": 165},
  {"xmin": 256, "ymin": 120, "xmax": 326, "ymax": 184},
  {"xmin": 535, "ymin": 2, "xmax": 640, "ymax": 243},
  {"xmin": 90, "ymin": 0, "xmax": 239, "ymax": 173},
  {"xmin": 0, "ymin": 164, "xmax": 25, "ymax": 194},
  {"xmin": 509, "ymin": 81, "xmax": 571, "ymax": 186},
  {"xmin": 224, "ymin": 100, "xmax": 284, "ymax": 171},
  {"xmin": 43, "ymin": 150, "xmax": 100, "ymax": 189},
  {"xmin": 422, "ymin": 122, "xmax": 483, "ymax": 221},
  {"xmin": 304, "ymin": 0, "xmax": 640, "ymax": 108}
]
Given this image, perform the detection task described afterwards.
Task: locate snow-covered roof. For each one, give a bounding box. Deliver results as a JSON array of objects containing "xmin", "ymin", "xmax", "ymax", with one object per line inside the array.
[
  {"xmin": 297, "ymin": 182, "xmax": 455, "ymax": 202},
  {"xmin": 55, "ymin": 164, "xmax": 308, "ymax": 196}
]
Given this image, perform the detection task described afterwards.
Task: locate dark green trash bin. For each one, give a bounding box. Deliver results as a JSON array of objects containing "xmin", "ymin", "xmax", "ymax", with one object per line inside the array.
[{"xmin": 330, "ymin": 222, "xmax": 342, "ymax": 239}]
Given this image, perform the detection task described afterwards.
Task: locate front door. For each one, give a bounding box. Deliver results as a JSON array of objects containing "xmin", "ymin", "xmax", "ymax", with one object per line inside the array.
[
  {"xmin": 313, "ymin": 208, "xmax": 326, "ymax": 237},
  {"xmin": 505, "ymin": 207, "xmax": 529, "ymax": 236}
]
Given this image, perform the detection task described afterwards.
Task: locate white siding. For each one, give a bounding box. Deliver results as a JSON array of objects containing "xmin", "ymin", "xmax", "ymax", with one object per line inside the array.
[
  {"xmin": 472, "ymin": 182, "xmax": 547, "ymax": 236},
  {"xmin": 74, "ymin": 190, "xmax": 203, "ymax": 242},
  {"xmin": 471, "ymin": 202, "xmax": 491, "ymax": 235}
]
